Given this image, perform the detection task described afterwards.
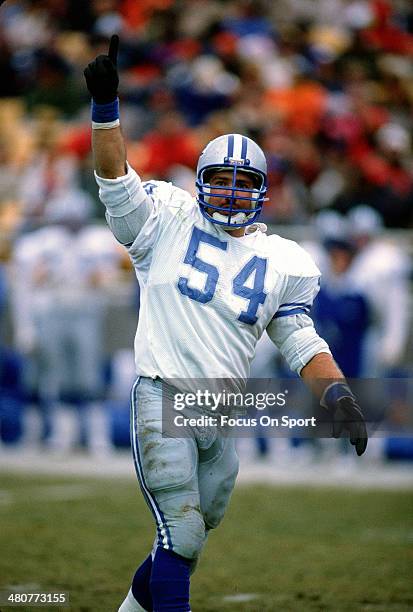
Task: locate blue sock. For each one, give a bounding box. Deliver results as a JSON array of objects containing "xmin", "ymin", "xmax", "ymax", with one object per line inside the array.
[
  {"xmin": 131, "ymin": 554, "xmax": 153, "ymax": 611},
  {"xmin": 150, "ymin": 547, "xmax": 191, "ymax": 611}
]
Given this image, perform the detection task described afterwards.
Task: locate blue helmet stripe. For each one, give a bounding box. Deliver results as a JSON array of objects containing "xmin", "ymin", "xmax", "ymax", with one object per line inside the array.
[
  {"xmin": 241, "ymin": 136, "xmax": 248, "ymax": 160},
  {"xmin": 227, "ymin": 134, "xmax": 234, "ymax": 158}
]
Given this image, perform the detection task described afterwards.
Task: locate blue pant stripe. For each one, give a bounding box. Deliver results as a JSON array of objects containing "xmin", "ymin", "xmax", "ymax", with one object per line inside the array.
[
  {"xmin": 130, "ymin": 379, "xmax": 171, "ymax": 548},
  {"xmin": 130, "ymin": 378, "xmax": 173, "ymax": 550},
  {"xmin": 129, "ymin": 379, "xmax": 161, "ymax": 542}
]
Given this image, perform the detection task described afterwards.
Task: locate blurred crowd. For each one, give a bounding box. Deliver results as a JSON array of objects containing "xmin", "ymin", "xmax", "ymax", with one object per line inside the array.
[
  {"xmin": 0, "ymin": 0, "xmax": 413, "ymax": 234},
  {"xmin": 0, "ymin": 0, "xmax": 412, "ymax": 458}
]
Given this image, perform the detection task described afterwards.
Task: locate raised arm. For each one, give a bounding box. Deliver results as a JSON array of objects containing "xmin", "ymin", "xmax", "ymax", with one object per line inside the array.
[
  {"xmin": 84, "ymin": 35, "xmax": 127, "ymax": 178},
  {"xmin": 84, "ymin": 36, "xmax": 160, "ymax": 248},
  {"xmin": 92, "ymin": 127, "xmax": 127, "ymax": 179}
]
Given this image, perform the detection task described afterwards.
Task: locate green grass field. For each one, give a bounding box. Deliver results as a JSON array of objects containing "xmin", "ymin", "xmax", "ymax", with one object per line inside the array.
[{"xmin": 0, "ymin": 474, "xmax": 412, "ymax": 612}]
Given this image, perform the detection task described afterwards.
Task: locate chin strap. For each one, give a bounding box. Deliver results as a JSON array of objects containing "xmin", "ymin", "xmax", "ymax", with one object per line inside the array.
[{"xmin": 211, "ymin": 211, "xmax": 251, "ymax": 225}]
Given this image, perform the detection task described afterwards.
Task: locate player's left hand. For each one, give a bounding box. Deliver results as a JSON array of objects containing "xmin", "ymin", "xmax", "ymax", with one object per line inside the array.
[{"xmin": 331, "ymin": 396, "xmax": 368, "ymax": 456}]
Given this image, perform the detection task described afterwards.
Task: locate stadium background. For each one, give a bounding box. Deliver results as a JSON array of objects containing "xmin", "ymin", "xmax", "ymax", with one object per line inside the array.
[{"xmin": 0, "ymin": 1, "xmax": 412, "ymax": 611}]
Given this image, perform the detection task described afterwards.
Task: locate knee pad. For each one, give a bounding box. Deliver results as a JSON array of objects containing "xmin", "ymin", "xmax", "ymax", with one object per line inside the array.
[{"xmin": 165, "ymin": 503, "xmax": 206, "ymax": 560}]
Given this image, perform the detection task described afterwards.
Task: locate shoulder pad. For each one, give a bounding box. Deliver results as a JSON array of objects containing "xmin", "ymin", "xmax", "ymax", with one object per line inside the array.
[{"xmin": 267, "ymin": 235, "xmax": 321, "ymax": 277}]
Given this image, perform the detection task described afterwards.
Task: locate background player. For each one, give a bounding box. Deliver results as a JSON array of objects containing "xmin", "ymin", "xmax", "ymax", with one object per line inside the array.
[{"xmin": 85, "ymin": 35, "xmax": 367, "ymax": 612}]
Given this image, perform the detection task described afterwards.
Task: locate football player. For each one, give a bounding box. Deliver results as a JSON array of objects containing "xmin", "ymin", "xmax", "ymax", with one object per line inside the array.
[{"xmin": 84, "ymin": 36, "xmax": 367, "ymax": 612}]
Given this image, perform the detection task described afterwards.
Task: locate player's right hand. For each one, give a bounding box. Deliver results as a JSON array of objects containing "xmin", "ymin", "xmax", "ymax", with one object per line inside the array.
[{"xmin": 84, "ymin": 34, "xmax": 119, "ymax": 104}]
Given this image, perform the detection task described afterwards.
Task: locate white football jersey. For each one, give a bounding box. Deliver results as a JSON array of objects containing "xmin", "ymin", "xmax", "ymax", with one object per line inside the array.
[{"xmin": 96, "ymin": 167, "xmax": 330, "ymax": 388}]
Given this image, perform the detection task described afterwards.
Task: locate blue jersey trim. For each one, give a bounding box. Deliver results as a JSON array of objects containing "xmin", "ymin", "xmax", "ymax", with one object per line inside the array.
[
  {"xmin": 272, "ymin": 307, "xmax": 310, "ymax": 319},
  {"xmin": 279, "ymin": 302, "xmax": 312, "ymax": 309}
]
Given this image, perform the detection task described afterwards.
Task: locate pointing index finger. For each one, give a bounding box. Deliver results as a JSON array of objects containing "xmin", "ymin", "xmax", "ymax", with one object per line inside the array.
[{"xmin": 108, "ymin": 34, "xmax": 119, "ymax": 65}]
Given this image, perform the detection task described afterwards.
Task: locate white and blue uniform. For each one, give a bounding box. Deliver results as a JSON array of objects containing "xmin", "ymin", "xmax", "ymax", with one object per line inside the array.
[
  {"xmin": 98, "ymin": 165, "xmax": 330, "ymax": 384},
  {"xmin": 96, "ymin": 164, "xmax": 331, "ymax": 560},
  {"xmin": 12, "ymin": 224, "xmax": 122, "ymax": 446}
]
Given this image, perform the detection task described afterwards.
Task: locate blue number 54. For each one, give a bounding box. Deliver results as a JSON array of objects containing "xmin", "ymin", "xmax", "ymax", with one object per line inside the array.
[{"xmin": 178, "ymin": 228, "xmax": 267, "ymax": 324}]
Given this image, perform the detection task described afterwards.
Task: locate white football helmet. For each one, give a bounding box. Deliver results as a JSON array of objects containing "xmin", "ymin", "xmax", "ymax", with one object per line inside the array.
[{"xmin": 196, "ymin": 133, "xmax": 267, "ymax": 228}]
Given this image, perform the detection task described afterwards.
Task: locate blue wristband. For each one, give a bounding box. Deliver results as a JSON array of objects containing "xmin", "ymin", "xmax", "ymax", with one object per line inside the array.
[
  {"xmin": 320, "ymin": 382, "xmax": 354, "ymax": 409},
  {"xmin": 91, "ymin": 98, "xmax": 119, "ymax": 123}
]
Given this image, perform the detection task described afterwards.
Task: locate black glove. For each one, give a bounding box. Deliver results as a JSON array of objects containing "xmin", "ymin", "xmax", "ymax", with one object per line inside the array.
[
  {"xmin": 84, "ymin": 34, "xmax": 119, "ymax": 104},
  {"xmin": 331, "ymin": 396, "xmax": 368, "ymax": 456},
  {"xmin": 320, "ymin": 382, "xmax": 368, "ymax": 456}
]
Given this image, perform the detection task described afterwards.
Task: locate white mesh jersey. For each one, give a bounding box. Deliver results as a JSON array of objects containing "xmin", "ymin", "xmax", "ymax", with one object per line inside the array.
[{"xmin": 96, "ymin": 166, "xmax": 330, "ymax": 386}]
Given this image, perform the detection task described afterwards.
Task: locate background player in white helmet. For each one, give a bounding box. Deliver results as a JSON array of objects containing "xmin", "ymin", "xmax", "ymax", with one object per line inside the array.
[
  {"xmin": 11, "ymin": 222, "xmax": 122, "ymax": 451},
  {"xmin": 84, "ymin": 35, "xmax": 368, "ymax": 612},
  {"xmin": 346, "ymin": 206, "xmax": 411, "ymax": 377}
]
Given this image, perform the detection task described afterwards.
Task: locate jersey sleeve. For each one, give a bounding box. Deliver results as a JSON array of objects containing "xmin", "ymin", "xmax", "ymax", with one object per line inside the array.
[
  {"xmin": 266, "ymin": 274, "xmax": 331, "ymax": 374},
  {"xmin": 273, "ymin": 274, "xmax": 321, "ymax": 319},
  {"xmin": 95, "ymin": 163, "xmax": 162, "ymax": 247}
]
